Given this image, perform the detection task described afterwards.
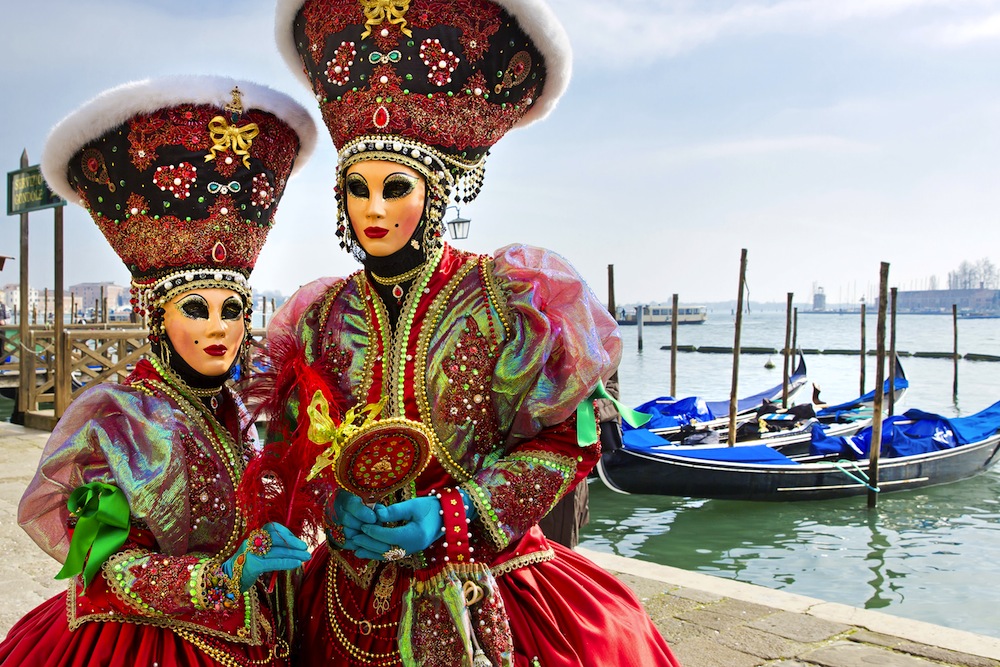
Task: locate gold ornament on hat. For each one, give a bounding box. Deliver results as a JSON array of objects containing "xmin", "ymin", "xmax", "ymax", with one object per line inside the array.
[
  {"xmin": 360, "ymin": 0, "xmax": 412, "ymax": 39},
  {"xmin": 205, "ymin": 87, "xmax": 261, "ymax": 168}
]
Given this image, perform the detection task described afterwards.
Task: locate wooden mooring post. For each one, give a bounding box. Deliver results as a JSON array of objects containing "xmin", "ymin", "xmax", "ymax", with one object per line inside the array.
[
  {"xmin": 607, "ymin": 265, "xmax": 616, "ymax": 320},
  {"xmin": 859, "ymin": 302, "xmax": 867, "ymax": 397},
  {"xmin": 637, "ymin": 304, "xmax": 644, "ymax": 352},
  {"xmin": 792, "ymin": 306, "xmax": 798, "ymax": 360},
  {"xmin": 728, "ymin": 249, "xmax": 748, "ymax": 446},
  {"xmin": 952, "ymin": 304, "xmax": 959, "ymax": 398},
  {"xmin": 17, "ymin": 150, "xmax": 30, "ymax": 417},
  {"xmin": 868, "ymin": 263, "xmax": 890, "ymax": 509},
  {"xmin": 889, "ymin": 287, "xmax": 897, "ymax": 416},
  {"xmin": 783, "ymin": 292, "xmax": 793, "ymax": 407},
  {"xmin": 670, "ymin": 293, "xmax": 678, "ymax": 398}
]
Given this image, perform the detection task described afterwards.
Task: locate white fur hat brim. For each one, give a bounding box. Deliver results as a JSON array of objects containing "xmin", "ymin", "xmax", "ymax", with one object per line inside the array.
[
  {"xmin": 41, "ymin": 75, "xmax": 318, "ymax": 204},
  {"xmin": 274, "ymin": 0, "xmax": 571, "ymax": 129}
]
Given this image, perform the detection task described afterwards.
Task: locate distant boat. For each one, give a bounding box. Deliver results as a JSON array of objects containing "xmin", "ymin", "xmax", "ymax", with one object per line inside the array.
[
  {"xmin": 617, "ymin": 304, "xmax": 707, "ymax": 325},
  {"xmin": 598, "ymin": 398, "xmax": 1000, "ymax": 502}
]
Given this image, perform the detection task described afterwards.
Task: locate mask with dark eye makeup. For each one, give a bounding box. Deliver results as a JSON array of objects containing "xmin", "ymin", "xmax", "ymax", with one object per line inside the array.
[
  {"xmin": 346, "ymin": 173, "xmax": 370, "ymax": 199},
  {"xmin": 177, "ymin": 295, "xmax": 210, "ymax": 319},
  {"xmin": 383, "ymin": 174, "xmax": 418, "ymax": 200},
  {"xmin": 221, "ymin": 296, "xmax": 245, "ymax": 321}
]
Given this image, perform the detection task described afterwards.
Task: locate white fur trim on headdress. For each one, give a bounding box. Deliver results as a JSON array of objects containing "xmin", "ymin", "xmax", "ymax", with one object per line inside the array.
[
  {"xmin": 274, "ymin": 0, "xmax": 571, "ymax": 128},
  {"xmin": 40, "ymin": 75, "xmax": 318, "ymax": 204}
]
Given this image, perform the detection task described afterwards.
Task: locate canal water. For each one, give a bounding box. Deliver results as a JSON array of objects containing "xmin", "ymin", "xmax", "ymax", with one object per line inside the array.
[{"xmin": 583, "ymin": 310, "xmax": 1000, "ymax": 639}]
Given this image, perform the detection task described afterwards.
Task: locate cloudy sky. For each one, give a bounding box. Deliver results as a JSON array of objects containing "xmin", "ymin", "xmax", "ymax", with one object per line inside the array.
[{"xmin": 2, "ymin": 0, "xmax": 999, "ymax": 308}]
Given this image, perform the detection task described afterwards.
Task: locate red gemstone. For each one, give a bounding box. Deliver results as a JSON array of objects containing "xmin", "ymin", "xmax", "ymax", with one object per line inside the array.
[
  {"xmin": 373, "ymin": 106, "xmax": 390, "ymax": 128},
  {"xmin": 212, "ymin": 241, "xmax": 227, "ymax": 262}
]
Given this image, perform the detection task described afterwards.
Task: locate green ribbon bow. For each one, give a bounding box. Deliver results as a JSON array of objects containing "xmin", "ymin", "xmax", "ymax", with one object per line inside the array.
[
  {"xmin": 55, "ymin": 482, "xmax": 131, "ymax": 588},
  {"xmin": 576, "ymin": 379, "xmax": 651, "ymax": 446}
]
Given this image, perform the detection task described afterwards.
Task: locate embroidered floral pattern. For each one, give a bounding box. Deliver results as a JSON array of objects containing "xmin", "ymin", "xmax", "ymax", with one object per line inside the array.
[
  {"xmin": 302, "ymin": 1, "xmax": 357, "ymax": 66},
  {"xmin": 153, "ymin": 162, "xmax": 197, "ymax": 200},
  {"xmin": 420, "ymin": 39, "xmax": 460, "ymax": 87},
  {"xmin": 121, "ymin": 553, "xmax": 202, "ymax": 615},
  {"xmin": 180, "ymin": 431, "xmax": 232, "ymax": 537},
  {"xmin": 250, "ymin": 173, "xmax": 274, "ymax": 209},
  {"xmin": 128, "ymin": 107, "xmax": 211, "ymax": 172},
  {"xmin": 438, "ymin": 317, "xmax": 499, "ymax": 454},
  {"xmin": 320, "ymin": 79, "xmax": 539, "ymax": 154},
  {"xmin": 325, "ymin": 41, "xmax": 357, "ymax": 87},
  {"xmin": 408, "ymin": 0, "xmax": 503, "ymax": 62}
]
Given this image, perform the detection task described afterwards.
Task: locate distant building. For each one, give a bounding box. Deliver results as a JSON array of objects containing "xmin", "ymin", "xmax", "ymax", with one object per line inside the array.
[
  {"xmin": 812, "ymin": 287, "xmax": 827, "ymax": 312},
  {"xmin": 881, "ymin": 289, "xmax": 1000, "ymax": 314},
  {"xmin": 2, "ymin": 283, "xmax": 39, "ymax": 315},
  {"xmin": 70, "ymin": 282, "xmax": 129, "ymax": 318}
]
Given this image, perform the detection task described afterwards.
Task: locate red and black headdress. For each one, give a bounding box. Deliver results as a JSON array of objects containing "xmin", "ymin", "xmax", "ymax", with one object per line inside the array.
[
  {"xmin": 275, "ymin": 0, "xmax": 571, "ymax": 251},
  {"xmin": 41, "ymin": 75, "xmax": 317, "ymax": 316}
]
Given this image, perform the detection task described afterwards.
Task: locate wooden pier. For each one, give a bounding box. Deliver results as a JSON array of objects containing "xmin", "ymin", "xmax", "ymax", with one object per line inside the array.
[{"xmin": 0, "ymin": 324, "xmax": 264, "ymax": 431}]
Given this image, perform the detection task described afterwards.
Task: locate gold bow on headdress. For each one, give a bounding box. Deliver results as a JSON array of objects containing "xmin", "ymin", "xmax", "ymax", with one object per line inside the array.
[
  {"xmin": 205, "ymin": 86, "xmax": 260, "ymax": 168},
  {"xmin": 205, "ymin": 117, "xmax": 260, "ymax": 169},
  {"xmin": 360, "ymin": 0, "xmax": 413, "ymax": 39}
]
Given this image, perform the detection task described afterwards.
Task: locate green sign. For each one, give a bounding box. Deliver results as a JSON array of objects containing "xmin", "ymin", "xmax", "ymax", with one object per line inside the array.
[{"xmin": 7, "ymin": 165, "xmax": 65, "ymax": 216}]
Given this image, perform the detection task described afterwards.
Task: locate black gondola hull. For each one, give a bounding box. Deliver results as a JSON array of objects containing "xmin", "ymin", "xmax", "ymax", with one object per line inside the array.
[{"xmin": 598, "ymin": 433, "xmax": 1000, "ymax": 501}]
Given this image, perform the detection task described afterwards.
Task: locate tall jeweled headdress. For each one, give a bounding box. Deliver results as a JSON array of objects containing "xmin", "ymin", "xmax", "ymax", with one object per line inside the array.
[
  {"xmin": 41, "ymin": 75, "xmax": 317, "ymax": 329},
  {"xmin": 275, "ymin": 0, "xmax": 571, "ymax": 252}
]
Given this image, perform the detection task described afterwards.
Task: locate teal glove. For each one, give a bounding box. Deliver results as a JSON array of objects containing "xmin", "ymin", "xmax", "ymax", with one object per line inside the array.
[
  {"xmin": 326, "ymin": 489, "xmax": 382, "ymax": 549},
  {"xmin": 222, "ymin": 522, "xmax": 311, "ymax": 593},
  {"xmin": 354, "ymin": 490, "xmax": 475, "ymax": 561}
]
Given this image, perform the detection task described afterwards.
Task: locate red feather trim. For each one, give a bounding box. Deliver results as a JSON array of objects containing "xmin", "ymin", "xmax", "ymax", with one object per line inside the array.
[{"xmin": 236, "ymin": 328, "xmax": 347, "ymax": 547}]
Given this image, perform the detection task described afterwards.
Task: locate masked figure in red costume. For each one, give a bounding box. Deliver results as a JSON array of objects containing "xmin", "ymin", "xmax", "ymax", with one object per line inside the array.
[
  {"xmin": 0, "ymin": 76, "xmax": 317, "ymax": 667},
  {"xmin": 256, "ymin": 1, "xmax": 683, "ymax": 665}
]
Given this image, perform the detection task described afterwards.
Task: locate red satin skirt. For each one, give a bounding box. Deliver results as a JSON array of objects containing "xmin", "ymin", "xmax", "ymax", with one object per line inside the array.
[
  {"xmin": 295, "ymin": 532, "xmax": 681, "ymax": 667},
  {"xmin": 0, "ymin": 591, "xmax": 286, "ymax": 667}
]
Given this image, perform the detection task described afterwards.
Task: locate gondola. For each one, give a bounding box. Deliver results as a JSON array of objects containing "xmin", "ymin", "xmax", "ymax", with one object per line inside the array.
[
  {"xmin": 625, "ymin": 354, "xmax": 810, "ymax": 439},
  {"xmin": 624, "ymin": 356, "xmax": 909, "ymax": 450},
  {"xmin": 598, "ymin": 400, "xmax": 1000, "ymax": 501}
]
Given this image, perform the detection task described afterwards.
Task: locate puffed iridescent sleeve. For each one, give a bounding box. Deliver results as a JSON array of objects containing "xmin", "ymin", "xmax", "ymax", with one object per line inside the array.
[
  {"xmin": 463, "ymin": 245, "xmax": 620, "ymax": 550},
  {"xmin": 491, "ymin": 244, "xmax": 621, "ymax": 440},
  {"xmin": 269, "ymin": 276, "xmax": 343, "ymax": 339},
  {"xmin": 17, "ymin": 385, "xmax": 252, "ymax": 620},
  {"xmin": 17, "ymin": 384, "xmax": 191, "ymax": 563}
]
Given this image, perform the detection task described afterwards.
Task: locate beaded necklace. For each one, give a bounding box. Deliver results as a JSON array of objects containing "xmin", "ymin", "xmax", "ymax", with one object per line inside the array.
[
  {"xmin": 146, "ymin": 356, "xmax": 245, "ymax": 557},
  {"xmin": 368, "ymin": 247, "xmax": 442, "ymax": 418},
  {"xmin": 323, "ymin": 562, "xmax": 400, "ymax": 665},
  {"xmin": 369, "ymin": 262, "xmax": 427, "ymax": 305}
]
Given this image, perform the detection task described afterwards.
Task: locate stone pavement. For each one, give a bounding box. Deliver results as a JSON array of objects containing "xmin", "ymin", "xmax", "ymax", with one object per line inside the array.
[{"xmin": 2, "ymin": 420, "xmax": 999, "ymax": 666}]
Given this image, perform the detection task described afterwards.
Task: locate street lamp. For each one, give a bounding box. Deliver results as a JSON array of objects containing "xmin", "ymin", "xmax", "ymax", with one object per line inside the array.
[{"xmin": 444, "ymin": 206, "xmax": 471, "ymax": 240}]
